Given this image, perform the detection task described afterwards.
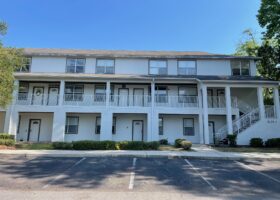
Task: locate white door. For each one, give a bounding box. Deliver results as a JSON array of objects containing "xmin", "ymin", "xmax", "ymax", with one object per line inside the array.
[
  {"xmin": 118, "ymin": 89, "xmax": 129, "ymax": 106},
  {"xmin": 48, "ymin": 87, "xmax": 59, "ymax": 105},
  {"xmin": 32, "ymin": 87, "xmax": 44, "ymax": 105},
  {"xmin": 28, "ymin": 119, "xmax": 41, "ymax": 142},
  {"xmin": 133, "ymin": 120, "xmax": 143, "ymax": 141},
  {"xmin": 208, "ymin": 122, "xmax": 215, "ymax": 144},
  {"xmin": 134, "ymin": 89, "xmax": 144, "ymax": 106}
]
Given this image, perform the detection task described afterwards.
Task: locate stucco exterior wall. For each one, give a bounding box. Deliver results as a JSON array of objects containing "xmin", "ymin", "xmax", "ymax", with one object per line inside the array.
[
  {"xmin": 113, "ymin": 113, "xmax": 147, "ymax": 142},
  {"xmin": 197, "ymin": 60, "xmax": 231, "ymax": 75},
  {"xmin": 115, "ymin": 59, "xmax": 148, "ymax": 75},
  {"xmin": 17, "ymin": 112, "xmax": 53, "ymax": 142},
  {"xmin": 64, "ymin": 113, "xmax": 101, "ymax": 142},
  {"xmin": 31, "ymin": 57, "xmax": 66, "ymax": 73},
  {"xmin": 158, "ymin": 114, "xmax": 200, "ymax": 144}
]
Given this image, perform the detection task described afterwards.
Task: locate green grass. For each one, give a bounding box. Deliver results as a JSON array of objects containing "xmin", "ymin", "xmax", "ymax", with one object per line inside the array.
[
  {"xmin": 15, "ymin": 143, "xmax": 54, "ymax": 150},
  {"xmin": 213, "ymin": 146, "xmax": 280, "ymax": 153}
]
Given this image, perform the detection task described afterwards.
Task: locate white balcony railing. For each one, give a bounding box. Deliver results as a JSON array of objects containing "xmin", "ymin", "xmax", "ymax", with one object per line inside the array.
[
  {"xmin": 155, "ymin": 95, "xmax": 198, "ymax": 108},
  {"xmin": 16, "ymin": 94, "xmax": 59, "ymax": 106},
  {"xmin": 63, "ymin": 94, "xmax": 106, "ymax": 106},
  {"xmin": 110, "ymin": 95, "xmax": 151, "ymax": 107},
  {"xmin": 207, "ymin": 96, "xmax": 237, "ymax": 108},
  {"xmin": 178, "ymin": 68, "xmax": 196, "ymax": 75}
]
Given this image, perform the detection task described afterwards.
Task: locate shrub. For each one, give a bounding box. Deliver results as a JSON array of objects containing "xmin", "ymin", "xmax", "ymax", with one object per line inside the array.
[
  {"xmin": 0, "ymin": 133, "xmax": 14, "ymax": 140},
  {"xmin": 117, "ymin": 141, "xmax": 145, "ymax": 150},
  {"xmin": 175, "ymin": 139, "xmax": 186, "ymax": 148},
  {"xmin": 227, "ymin": 134, "xmax": 237, "ymax": 147},
  {"xmin": 265, "ymin": 138, "xmax": 280, "ymax": 148},
  {"xmin": 250, "ymin": 138, "xmax": 263, "ymax": 147},
  {"xmin": 144, "ymin": 141, "xmax": 160, "ymax": 150},
  {"xmin": 52, "ymin": 142, "xmax": 73, "ymax": 150},
  {"xmin": 159, "ymin": 139, "xmax": 168, "ymax": 145},
  {"xmin": 72, "ymin": 140, "xmax": 117, "ymax": 150},
  {"xmin": 180, "ymin": 140, "xmax": 192, "ymax": 150},
  {"xmin": 0, "ymin": 139, "xmax": 15, "ymax": 146}
]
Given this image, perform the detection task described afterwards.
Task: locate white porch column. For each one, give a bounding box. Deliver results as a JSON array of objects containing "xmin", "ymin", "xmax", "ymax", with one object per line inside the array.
[
  {"xmin": 202, "ymin": 85, "xmax": 209, "ymax": 144},
  {"xmin": 198, "ymin": 84, "xmax": 204, "ymax": 144},
  {"xmin": 225, "ymin": 86, "xmax": 233, "ymax": 134},
  {"xmin": 147, "ymin": 112, "xmax": 159, "ymax": 141},
  {"xmin": 273, "ymin": 87, "xmax": 280, "ymax": 118},
  {"xmin": 7, "ymin": 109, "xmax": 19, "ymax": 137},
  {"xmin": 151, "ymin": 82, "xmax": 155, "ymax": 108},
  {"xmin": 51, "ymin": 109, "xmax": 66, "ymax": 142},
  {"xmin": 58, "ymin": 80, "xmax": 65, "ymax": 106},
  {"xmin": 100, "ymin": 111, "xmax": 113, "ymax": 140},
  {"xmin": 257, "ymin": 86, "xmax": 265, "ymax": 119},
  {"xmin": 106, "ymin": 81, "xmax": 110, "ymax": 107}
]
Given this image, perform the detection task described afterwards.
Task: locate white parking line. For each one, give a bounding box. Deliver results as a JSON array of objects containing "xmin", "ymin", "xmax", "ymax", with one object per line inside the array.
[
  {"xmin": 184, "ymin": 159, "xmax": 217, "ymax": 191},
  {"xmin": 128, "ymin": 157, "xmax": 137, "ymax": 190},
  {"xmin": 235, "ymin": 161, "xmax": 280, "ymax": 184},
  {"xmin": 42, "ymin": 157, "xmax": 86, "ymax": 189}
]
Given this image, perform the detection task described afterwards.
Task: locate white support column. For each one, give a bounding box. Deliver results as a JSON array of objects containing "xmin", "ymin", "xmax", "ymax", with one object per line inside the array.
[
  {"xmin": 257, "ymin": 86, "xmax": 265, "ymax": 119},
  {"xmin": 7, "ymin": 109, "xmax": 19, "ymax": 137},
  {"xmin": 225, "ymin": 86, "xmax": 233, "ymax": 134},
  {"xmin": 51, "ymin": 109, "xmax": 66, "ymax": 142},
  {"xmin": 106, "ymin": 81, "xmax": 110, "ymax": 107},
  {"xmin": 100, "ymin": 111, "xmax": 113, "ymax": 140},
  {"xmin": 273, "ymin": 87, "xmax": 280, "ymax": 118},
  {"xmin": 59, "ymin": 80, "xmax": 65, "ymax": 106},
  {"xmin": 202, "ymin": 85, "xmax": 209, "ymax": 144},
  {"xmin": 197, "ymin": 84, "xmax": 204, "ymax": 144},
  {"xmin": 148, "ymin": 112, "xmax": 159, "ymax": 141},
  {"xmin": 151, "ymin": 82, "xmax": 155, "ymax": 108}
]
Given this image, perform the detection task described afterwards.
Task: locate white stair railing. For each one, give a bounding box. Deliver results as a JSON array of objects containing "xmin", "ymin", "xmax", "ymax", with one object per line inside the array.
[{"xmin": 215, "ymin": 108, "xmax": 261, "ymax": 144}]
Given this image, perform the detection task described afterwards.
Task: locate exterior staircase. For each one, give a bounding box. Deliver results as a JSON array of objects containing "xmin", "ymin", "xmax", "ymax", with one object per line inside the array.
[{"xmin": 215, "ymin": 99, "xmax": 277, "ymax": 145}]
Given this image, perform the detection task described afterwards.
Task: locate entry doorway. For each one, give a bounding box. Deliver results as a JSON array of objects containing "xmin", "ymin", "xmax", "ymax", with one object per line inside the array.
[
  {"xmin": 27, "ymin": 119, "xmax": 41, "ymax": 142},
  {"xmin": 32, "ymin": 87, "xmax": 44, "ymax": 105},
  {"xmin": 132, "ymin": 120, "xmax": 143, "ymax": 141},
  {"xmin": 208, "ymin": 121, "xmax": 215, "ymax": 144},
  {"xmin": 118, "ymin": 88, "xmax": 129, "ymax": 106},
  {"xmin": 48, "ymin": 87, "xmax": 59, "ymax": 105},
  {"xmin": 133, "ymin": 88, "xmax": 144, "ymax": 106}
]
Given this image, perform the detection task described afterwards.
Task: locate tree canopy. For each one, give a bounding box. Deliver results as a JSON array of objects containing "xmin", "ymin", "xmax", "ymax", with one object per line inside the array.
[{"xmin": 0, "ymin": 21, "xmax": 24, "ymax": 108}]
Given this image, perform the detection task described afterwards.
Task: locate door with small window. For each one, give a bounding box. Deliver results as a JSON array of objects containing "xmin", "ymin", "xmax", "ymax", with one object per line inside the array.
[
  {"xmin": 132, "ymin": 120, "xmax": 143, "ymax": 141},
  {"xmin": 27, "ymin": 119, "xmax": 41, "ymax": 142},
  {"xmin": 48, "ymin": 87, "xmax": 59, "ymax": 105},
  {"xmin": 32, "ymin": 87, "xmax": 44, "ymax": 105}
]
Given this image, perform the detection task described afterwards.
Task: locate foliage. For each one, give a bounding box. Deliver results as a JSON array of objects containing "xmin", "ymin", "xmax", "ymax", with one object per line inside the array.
[
  {"xmin": 0, "ymin": 21, "xmax": 24, "ymax": 108},
  {"xmin": 234, "ymin": 29, "xmax": 259, "ymax": 56},
  {"xmin": 180, "ymin": 140, "xmax": 192, "ymax": 150},
  {"xmin": 52, "ymin": 142, "xmax": 73, "ymax": 150},
  {"xmin": 69, "ymin": 140, "xmax": 159, "ymax": 150},
  {"xmin": 0, "ymin": 133, "xmax": 14, "ymax": 140},
  {"xmin": 159, "ymin": 139, "xmax": 168, "ymax": 145},
  {"xmin": 265, "ymin": 138, "xmax": 280, "ymax": 148},
  {"xmin": 227, "ymin": 134, "xmax": 237, "ymax": 147},
  {"xmin": 257, "ymin": 0, "xmax": 280, "ymax": 40},
  {"xmin": 174, "ymin": 138, "xmax": 186, "ymax": 148},
  {"xmin": 0, "ymin": 139, "xmax": 15, "ymax": 146},
  {"xmin": 15, "ymin": 143, "xmax": 54, "ymax": 150},
  {"xmin": 250, "ymin": 138, "xmax": 263, "ymax": 147}
]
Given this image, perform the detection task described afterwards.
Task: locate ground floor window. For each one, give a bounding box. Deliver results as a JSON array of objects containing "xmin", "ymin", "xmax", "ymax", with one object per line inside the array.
[
  {"xmin": 159, "ymin": 117, "xmax": 163, "ymax": 135},
  {"xmin": 65, "ymin": 116, "xmax": 79, "ymax": 134},
  {"xmin": 95, "ymin": 117, "xmax": 101, "ymax": 134},
  {"xmin": 183, "ymin": 118, "xmax": 194, "ymax": 136}
]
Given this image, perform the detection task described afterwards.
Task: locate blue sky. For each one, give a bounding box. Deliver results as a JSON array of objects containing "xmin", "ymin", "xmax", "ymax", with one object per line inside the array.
[{"xmin": 0, "ymin": 0, "xmax": 262, "ymax": 54}]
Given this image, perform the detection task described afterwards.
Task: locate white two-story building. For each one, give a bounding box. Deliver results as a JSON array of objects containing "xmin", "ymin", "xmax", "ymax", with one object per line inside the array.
[{"xmin": 1, "ymin": 48, "xmax": 279, "ymax": 145}]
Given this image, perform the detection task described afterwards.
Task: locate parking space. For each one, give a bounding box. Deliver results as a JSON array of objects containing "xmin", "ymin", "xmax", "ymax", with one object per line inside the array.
[{"xmin": 0, "ymin": 156, "xmax": 279, "ymax": 199}]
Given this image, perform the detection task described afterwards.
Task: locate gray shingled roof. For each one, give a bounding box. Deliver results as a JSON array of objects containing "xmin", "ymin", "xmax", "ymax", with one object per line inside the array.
[{"xmin": 23, "ymin": 48, "xmax": 259, "ymax": 60}]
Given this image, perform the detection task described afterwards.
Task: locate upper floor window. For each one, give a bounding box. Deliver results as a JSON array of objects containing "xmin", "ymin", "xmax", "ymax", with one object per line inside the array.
[
  {"xmin": 231, "ymin": 60, "xmax": 250, "ymax": 76},
  {"xmin": 65, "ymin": 84, "xmax": 84, "ymax": 101},
  {"xmin": 178, "ymin": 60, "xmax": 196, "ymax": 75},
  {"xmin": 149, "ymin": 60, "xmax": 167, "ymax": 75},
  {"xmin": 96, "ymin": 59, "xmax": 115, "ymax": 74},
  {"xmin": 16, "ymin": 57, "xmax": 31, "ymax": 72},
  {"xmin": 66, "ymin": 58, "xmax": 85, "ymax": 73},
  {"xmin": 18, "ymin": 82, "xmax": 29, "ymax": 100}
]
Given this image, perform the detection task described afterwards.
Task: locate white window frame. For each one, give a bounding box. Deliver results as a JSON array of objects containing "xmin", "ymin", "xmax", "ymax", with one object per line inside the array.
[
  {"xmin": 17, "ymin": 57, "xmax": 31, "ymax": 72},
  {"xmin": 231, "ymin": 60, "xmax": 250, "ymax": 76},
  {"xmin": 159, "ymin": 117, "xmax": 163, "ymax": 135},
  {"xmin": 149, "ymin": 60, "xmax": 167, "ymax": 75},
  {"xmin": 183, "ymin": 118, "xmax": 194, "ymax": 136},
  {"xmin": 96, "ymin": 59, "xmax": 115, "ymax": 74},
  {"xmin": 177, "ymin": 60, "xmax": 196, "ymax": 75},
  {"xmin": 65, "ymin": 116, "xmax": 79, "ymax": 134},
  {"xmin": 66, "ymin": 58, "xmax": 86, "ymax": 73}
]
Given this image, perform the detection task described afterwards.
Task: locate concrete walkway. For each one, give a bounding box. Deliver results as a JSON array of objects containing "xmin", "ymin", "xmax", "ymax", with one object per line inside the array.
[{"xmin": 0, "ymin": 145, "xmax": 280, "ymax": 160}]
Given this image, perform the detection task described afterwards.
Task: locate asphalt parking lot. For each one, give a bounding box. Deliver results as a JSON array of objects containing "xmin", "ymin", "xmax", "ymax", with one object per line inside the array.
[{"xmin": 0, "ymin": 156, "xmax": 279, "ymax": 200}]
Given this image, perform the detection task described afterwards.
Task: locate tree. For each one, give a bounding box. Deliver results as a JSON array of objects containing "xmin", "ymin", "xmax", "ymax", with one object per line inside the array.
[
  {"xmin": 0, "ymin": 21, "xmax": 24, "ymax": 108},
  {"xmin": 234, "ymin": 29, "xmax": 259, "ymax": 56},
  {"xmin": 257, "ymin": 0, "xmax": 280, "ymax": 40}
]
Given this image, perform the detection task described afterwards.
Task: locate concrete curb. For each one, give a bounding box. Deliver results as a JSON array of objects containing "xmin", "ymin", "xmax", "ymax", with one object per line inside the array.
[{"xmin": 1, "ymin": 151, "xmax": 280, "ymax": 161}]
